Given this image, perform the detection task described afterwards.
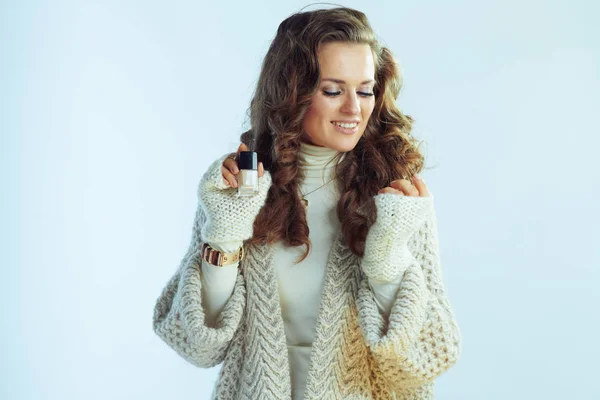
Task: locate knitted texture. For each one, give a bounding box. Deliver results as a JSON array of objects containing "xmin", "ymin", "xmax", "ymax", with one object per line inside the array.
[
  {"xmin": 198, "ymin": 153, "xmax": 272, "ymax": 244},
  {"xmin": 153, "ymin": 158, "xmax": 461, "ymax": 399},
  {"xmin": 361, "ymin": 193, "xmax": 435, "ymax": 283},
  {"xmin": 153, "ymin": 204, "xmax": 246, "ymax": 368}
]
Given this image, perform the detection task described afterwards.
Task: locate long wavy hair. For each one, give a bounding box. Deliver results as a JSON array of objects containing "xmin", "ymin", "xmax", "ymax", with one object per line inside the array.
[{"xmin": 235, "ymin": 6, "xmax": 426, "ymax": 264}]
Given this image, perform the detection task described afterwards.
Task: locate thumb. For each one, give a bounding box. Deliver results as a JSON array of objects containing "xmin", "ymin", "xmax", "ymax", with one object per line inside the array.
[{"xmin": 237, "ymin": 143, "xmax": 249, "ymax": 154}]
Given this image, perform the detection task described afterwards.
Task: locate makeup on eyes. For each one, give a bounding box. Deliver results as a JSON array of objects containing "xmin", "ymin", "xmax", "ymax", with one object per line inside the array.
[{"xmin": 322, "ymin": 88, "xmax": 374, "ymax": 97}]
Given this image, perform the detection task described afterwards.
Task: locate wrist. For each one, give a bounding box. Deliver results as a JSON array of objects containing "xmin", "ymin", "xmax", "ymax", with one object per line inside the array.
[
  {"xmin": 361, "ymin": 237, "xmax": 414, "ymax": 283},
  {"xmin": 206, "ymin": 240, "xmax": 245, "ymax": 253},
  {"xmin": 200, "ymin": 242, "xmax": 245, "ymax": 267}
]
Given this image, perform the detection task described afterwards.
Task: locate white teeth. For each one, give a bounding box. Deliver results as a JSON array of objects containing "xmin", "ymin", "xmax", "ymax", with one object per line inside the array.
[{"xmin": 332, "ymin": 122, "xmax": 358, "ymax": 128}]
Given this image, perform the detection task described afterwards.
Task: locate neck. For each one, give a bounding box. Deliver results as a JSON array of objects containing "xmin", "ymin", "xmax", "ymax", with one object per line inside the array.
[{"xmin": 299, "ymin": 141, "xmax": 344, "ymax": 180}]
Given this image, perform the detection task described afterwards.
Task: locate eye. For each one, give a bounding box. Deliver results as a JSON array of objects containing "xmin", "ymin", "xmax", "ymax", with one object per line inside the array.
[{"xmin": 323, "ymin": 90, "xmax": 375, "ymax": 97}]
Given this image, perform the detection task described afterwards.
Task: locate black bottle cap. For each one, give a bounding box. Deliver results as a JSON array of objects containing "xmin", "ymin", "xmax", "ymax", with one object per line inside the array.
[{"xmin": 238, "ymin": 151, "xmax": 258, "ymax": 170}]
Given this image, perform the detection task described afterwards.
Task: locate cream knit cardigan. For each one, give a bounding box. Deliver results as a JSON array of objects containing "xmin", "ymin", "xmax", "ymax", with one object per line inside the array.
[{"xmin": 153, "ymin": 157, "xmax": 462, "ymax": 399}]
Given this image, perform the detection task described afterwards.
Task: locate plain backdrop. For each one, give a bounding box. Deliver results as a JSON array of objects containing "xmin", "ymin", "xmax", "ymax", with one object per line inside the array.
[{"xmin": 2, "ymin": 0, "xmax": 599, "ymax": 399}]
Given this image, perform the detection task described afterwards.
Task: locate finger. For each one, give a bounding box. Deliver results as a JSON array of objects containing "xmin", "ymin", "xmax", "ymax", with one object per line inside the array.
[
  {"xmin": 390, "ymin": 179, "xmax": 419, "ymax": 197},
  {"xmin": 223, "ymin": 157, "xmax": 239, "ymax": 174},
  {"xmin": 258, "ymin": 162, "xmax": 264, "ymax": 178},
  {"xmin": 411, "ymin": 174, "xmax": 430, "ymax": 197},
  {"xmin": 378, "ymin": 187, "xmax": 403, "ymax": 195},
  {"xmin": 237, "ymin": 142, "xmax": 249, "ymax": 155},
  {"xmin": 220, "ymin": 165, "xmax": 238, "ymax": 188}
]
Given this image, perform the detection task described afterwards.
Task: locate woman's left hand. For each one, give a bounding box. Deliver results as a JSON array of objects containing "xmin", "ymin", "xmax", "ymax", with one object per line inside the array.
[
  {"xmin": 362, "ymin": 174, "xmax": 433, "ymax": 283},
  {"xmin": 378, "ymin": 174, "xmax": 431, "ymax": 197}
]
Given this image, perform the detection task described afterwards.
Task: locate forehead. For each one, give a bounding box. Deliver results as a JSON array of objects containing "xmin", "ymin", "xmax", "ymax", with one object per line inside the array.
[{"xmin": 317, "ymin": 42, "xmax": 375, "ymax": 82}]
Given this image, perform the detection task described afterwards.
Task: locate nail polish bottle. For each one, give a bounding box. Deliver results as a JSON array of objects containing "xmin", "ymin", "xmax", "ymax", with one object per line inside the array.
[{"xmin": 237, "ymin": 151, "xmax": 259, "ymax": 196}]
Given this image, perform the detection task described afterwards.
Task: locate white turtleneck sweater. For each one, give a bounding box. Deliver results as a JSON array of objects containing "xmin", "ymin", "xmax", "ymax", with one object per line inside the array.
[{"xmin": 200, "ymin": 142, "xmax": 403, "ymax": 399}]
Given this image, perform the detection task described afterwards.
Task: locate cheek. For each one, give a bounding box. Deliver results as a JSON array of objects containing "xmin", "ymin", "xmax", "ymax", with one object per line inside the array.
[
  {"xmin": 363, "ymin": 99, "xmax": 375, "ymax": 117},
  {"xmin": 304, "ymin": 106, "xmax": 321, "ymax": 129},
  {"xmin": 303, "ymin": 104, "xmax": 326, "ymax": 135},
  {"xmin": 310, "ymin": 96, "xmax": 338, "ymax": 122}
]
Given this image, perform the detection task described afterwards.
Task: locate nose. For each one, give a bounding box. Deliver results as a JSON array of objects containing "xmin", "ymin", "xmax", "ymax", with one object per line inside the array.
[{"xmin": 340, "ymin": 92, "xmax": 360, "ymax": 115}]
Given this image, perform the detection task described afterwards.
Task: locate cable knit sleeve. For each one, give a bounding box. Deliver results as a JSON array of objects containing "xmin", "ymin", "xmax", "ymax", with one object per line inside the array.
[
  {"xmin": 152, "ymin": 203, "xmax": 246, "ymax": 368},
  {"xmin": 356, "ymin": 194, "xmax": 462, "ymax": 393}
]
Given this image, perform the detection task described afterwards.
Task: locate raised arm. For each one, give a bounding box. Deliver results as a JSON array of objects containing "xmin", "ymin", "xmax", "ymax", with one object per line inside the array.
[
  {"xmin": 153, "ymin": 150, "xmax": 272, "ymax": 368},
  {"xmin": 357, "ymin": 193, "xmax": 462, "ymax": 394}
]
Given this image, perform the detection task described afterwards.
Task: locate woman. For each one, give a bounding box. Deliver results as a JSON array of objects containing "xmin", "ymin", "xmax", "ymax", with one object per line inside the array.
[{"xmin": 153, "ymin": 6, "xmax": 461, "ymax": 399}]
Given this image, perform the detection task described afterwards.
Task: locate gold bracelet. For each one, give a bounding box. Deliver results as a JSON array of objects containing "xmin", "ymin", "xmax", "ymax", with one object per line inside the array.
[{"xmin": 200, "ymin": 242, "xmax": 244, "ymax": 267}]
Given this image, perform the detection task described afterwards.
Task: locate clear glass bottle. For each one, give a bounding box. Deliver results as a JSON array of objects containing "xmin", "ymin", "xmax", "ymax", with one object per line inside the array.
[{"xmin": 237, "ymin": 151, "xmax": 259, "ymax": 196}]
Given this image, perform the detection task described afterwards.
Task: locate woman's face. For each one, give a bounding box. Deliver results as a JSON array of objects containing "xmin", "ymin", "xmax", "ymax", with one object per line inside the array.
[{"xmin": 301, "ymin": 41, "xmax": 376, "ymax": 151}]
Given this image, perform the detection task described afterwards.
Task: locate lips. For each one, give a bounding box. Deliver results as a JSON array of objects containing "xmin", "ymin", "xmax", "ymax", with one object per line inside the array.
[
  {"xmin": 331, "ymin": 121, "xmax": 359, "ymax": 128},
  {"xmin": 331, "ymin": 121, "xmax": 359, "ymax": 135},
  {"xmin": 331, "ymin": 120, "xmax": 360, "ymax": 124}
]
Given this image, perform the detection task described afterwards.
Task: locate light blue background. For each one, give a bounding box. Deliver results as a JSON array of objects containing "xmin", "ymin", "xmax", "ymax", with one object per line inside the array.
[{"xmin": 2, "ymin": 1, "xmax": 599, "ymax": 399}]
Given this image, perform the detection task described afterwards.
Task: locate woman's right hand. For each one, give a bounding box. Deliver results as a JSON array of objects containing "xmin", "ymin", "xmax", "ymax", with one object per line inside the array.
[
  {"xmin": 197, "ymin": 143, "xmax": 272, "ymax": 244},
  {"xmin": 220, "ymin": 143, "xmax": 265, "ymax": 188}
]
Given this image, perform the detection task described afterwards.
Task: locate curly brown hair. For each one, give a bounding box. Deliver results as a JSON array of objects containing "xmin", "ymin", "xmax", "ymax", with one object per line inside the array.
[{"xmin": 235, "ymin": 6, "xmax": 426, "ymax": 264}]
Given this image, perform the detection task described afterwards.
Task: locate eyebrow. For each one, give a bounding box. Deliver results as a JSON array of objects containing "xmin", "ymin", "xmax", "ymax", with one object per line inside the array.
[{"xmin": 321, "ymin": 78, "xmax": 375, "ymax": 85}]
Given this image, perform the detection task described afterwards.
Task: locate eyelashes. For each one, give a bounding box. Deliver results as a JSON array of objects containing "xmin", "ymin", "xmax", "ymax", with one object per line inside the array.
[{"xmin": 323, "ymin": 90, "xmax": 375, "ymax": 98}]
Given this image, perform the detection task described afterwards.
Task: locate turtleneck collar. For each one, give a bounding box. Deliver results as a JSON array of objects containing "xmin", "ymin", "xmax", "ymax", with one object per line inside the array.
[{"xmin": 299, "ymin": 141, "xmax": 345, "ymax": 181}]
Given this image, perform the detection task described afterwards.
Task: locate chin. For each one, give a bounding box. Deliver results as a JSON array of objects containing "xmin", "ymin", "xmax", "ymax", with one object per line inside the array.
[{"xmin": 331, "ymin": 139, "xmax": 360, "ymax": 152}]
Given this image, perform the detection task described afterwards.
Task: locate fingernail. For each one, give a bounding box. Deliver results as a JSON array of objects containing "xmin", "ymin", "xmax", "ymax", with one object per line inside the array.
[{"xmin": 414, "ymin": 173, "xmax": 426, "ymax": 184}]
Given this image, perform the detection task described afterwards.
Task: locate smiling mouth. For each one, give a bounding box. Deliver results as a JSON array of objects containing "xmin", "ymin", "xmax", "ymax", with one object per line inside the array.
[
  {"xmin": 331, "ymin": 121, "xmax": 359, "ymax": 134},
  {"xmin": 331, "ymin": 121, "xmax": 359, "ymax": 128}
]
